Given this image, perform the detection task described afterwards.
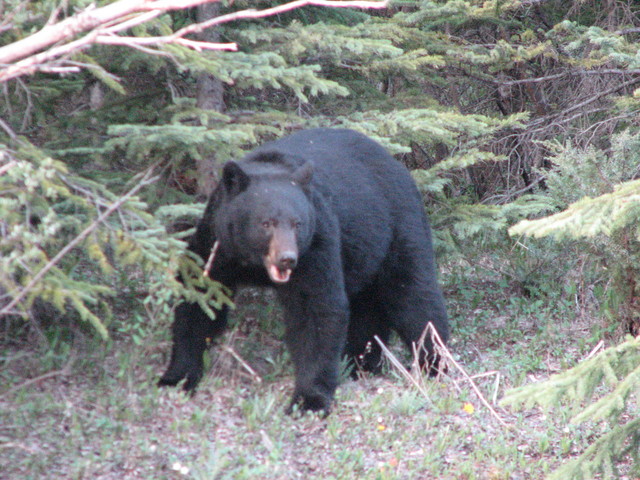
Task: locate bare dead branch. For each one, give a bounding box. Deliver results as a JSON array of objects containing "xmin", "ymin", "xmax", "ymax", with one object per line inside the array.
[
  {"xmin": 0, "ymin": 1, "xmax": 149, "ymax": 65},
  {"xmin": 203, "ymin": 240, "xmax": 220, "ymax": 278},
  {"xmin": 583, "ymin": 340, "xmax": 605, "ymax": 361},
  {"xmin": 495, "ymin": 69, "xmax": 640, "ymax": 87},
  {"xmin": 171, "ymin": 0, "xmax": 389, "ymax": 38},
  {"xmin": 0, "ymin": 118, "xmax": 17, "ymax": 140},
  {"xmin": 616, "ymin": 27, "xmax": 640, "ymax": 35},
  {"xmin": 0, "ymin": 0, "xmax": 388, "ymax": 83},
  {"xmin": 94, "ymin": 34, "xmax": 236, "ymax": 52},
  {"xmin": 0, "ymin": 1, "xmax": 218, "ymax": 65},
  {"xmin": 0, "ymin": 350, "xmax": 76, "ymax": 398},
  {"xmin": 0, "ymin": 160, "xmax": 18, "ymax": 175},
  {"xmin": 530, "ymin": 77, "xmax": 640, "ymax": 129},
  {"xmin": 375, "ymin": 325, "xmax": 510, "ymax": 428},
  {"xmin": 495, "ymin": 72, "xmax": 569, "ymax": 86}
]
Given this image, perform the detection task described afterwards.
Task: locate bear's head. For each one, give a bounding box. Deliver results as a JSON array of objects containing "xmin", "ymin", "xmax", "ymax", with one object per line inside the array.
[{"xmin": 214, "ymin": 159, "xmax": 316, "ymax": 284}]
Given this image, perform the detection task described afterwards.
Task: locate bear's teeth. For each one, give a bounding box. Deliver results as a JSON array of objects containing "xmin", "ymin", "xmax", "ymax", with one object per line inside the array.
[{"xmin": 268, "ymin": 264, "xmax": 291, "ymax": 283}]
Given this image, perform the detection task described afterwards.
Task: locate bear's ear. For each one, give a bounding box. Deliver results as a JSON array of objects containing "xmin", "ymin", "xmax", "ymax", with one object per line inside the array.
[
  {"xmin": 291, "ymin": 161, "xmax": 313, "ymax": 186},
  {"xmin": 222, "ymin": 161, "xmax": 250, "ymax": 196}
]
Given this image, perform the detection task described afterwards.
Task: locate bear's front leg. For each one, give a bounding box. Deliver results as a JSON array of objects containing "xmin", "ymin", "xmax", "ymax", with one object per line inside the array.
[
  {"xmin": 158, "ymin": 302, "xmax": 228, "ymax": 392},
  {"xmin": 279, "ymin": 289, "xmax": 349, "ymax": 415}
]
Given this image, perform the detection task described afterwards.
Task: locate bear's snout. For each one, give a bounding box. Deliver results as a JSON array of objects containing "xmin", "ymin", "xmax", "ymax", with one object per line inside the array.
[
  {"xmin": 265, "ymin": 229, "xmax": 298, "ymax": 284},
  {"xmin": 276, "ymin": 251, "xmax": 297, "ymax": 271}
]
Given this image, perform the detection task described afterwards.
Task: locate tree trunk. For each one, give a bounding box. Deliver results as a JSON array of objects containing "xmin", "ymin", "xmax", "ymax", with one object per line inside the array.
[{"xmin": 195, "ymin": 3, "xmax": 226, "ymax": 198}]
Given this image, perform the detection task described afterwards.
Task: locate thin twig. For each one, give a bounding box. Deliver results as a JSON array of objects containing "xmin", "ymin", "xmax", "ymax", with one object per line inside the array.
[
  {"xmin": 0, "ymin": 118, "xmax": 17, "ymax": 140},
  {"xmin": 203, "ymin": 240, "xmax": 220, "ymax": 278},
  {"xmin": 495, "ymin": 69, "xmax": 640, "ymax": 87},
  {"xmin": 583, "ymin": 340, "xmax": 605, "ymax": 362},
  {"xmin": 220, "ymin": 345, "xmax": 262, "ymax": 384},
  {"xmin": 529, "ymin": 77, "xmax": 640, "ymax": 129}
]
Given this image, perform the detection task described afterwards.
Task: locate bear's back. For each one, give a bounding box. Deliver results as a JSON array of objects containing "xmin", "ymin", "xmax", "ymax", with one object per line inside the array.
[{"xmin": 244, "ymin": 128, "xmax": 416, "ymax": 202}]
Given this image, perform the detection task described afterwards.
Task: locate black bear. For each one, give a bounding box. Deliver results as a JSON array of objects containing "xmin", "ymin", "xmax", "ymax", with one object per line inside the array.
[{"xmin": 159, "ymin": 128, "xmax": 448, "ymax": 414}]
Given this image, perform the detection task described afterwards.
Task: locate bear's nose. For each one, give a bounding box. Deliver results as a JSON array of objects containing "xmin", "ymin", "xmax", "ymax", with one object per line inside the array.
[{"xmin": 277, "ymin": 252, "xmax": 298, "ymax": 270}]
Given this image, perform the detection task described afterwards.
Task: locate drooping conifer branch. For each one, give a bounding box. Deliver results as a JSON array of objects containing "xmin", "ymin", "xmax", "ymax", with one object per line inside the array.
[{"xmin": 0, "ymin": 169, "xmax": 158, "ymax": 320}]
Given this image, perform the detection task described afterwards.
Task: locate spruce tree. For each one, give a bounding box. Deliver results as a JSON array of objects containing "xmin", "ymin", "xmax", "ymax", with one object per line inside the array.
[{"xmin": 502, "ymin": 129, "xmax": 640, "ymax": 478}]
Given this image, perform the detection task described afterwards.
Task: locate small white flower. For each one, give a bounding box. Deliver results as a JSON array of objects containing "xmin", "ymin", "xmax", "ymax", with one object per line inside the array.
[{"xmin": 171, "ymin": 462, "xmax": 190, "ymax": 476}]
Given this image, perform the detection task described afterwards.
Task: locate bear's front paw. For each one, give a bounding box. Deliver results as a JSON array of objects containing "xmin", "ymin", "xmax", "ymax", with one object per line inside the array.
[
  {"xmin": 157, "ymin": 373, "xmax": 182, "ymax": 387},
  {"xmin": 285, "ymin": 391, "xmax": 333, "ymax": 417},
  {"xmin": 158, "ymin": 365, "xmax": 202, "ymax": 393}
]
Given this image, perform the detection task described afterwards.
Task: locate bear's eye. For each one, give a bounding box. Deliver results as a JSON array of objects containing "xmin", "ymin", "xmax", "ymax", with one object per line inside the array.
[
  {"xmin": 293, "ymin": 221, "xmax": 302, "ymax": 229},
  {"xmin": 262, "ymin": 219, "xmax": 278, "ymax": 229}
]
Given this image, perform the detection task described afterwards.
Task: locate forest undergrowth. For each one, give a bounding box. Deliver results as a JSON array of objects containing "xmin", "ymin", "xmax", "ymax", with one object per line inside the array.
[{"xmin": 0, "ymin": 250, "xmax": 620, "ymax": 480}]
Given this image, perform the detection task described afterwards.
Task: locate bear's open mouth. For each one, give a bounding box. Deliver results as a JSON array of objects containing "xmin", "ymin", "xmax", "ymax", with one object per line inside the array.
[
  {"xmin": 264, "ymin": 232, "xmax": 297, "ymax": 284},
  {"xmin": 267, "ymin": 263, "xmax": 292, "ymax": 284}
]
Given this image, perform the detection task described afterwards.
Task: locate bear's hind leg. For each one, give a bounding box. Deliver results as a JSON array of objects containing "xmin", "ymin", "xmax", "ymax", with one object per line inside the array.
[
  {"xmin": 375, "ymin": 258, "xmax": 448, "ymax": 376},
  {"xmin": 382, "ymin": 286, "xmax": 448, "ymax": 376},
  {"xmin": 344, "ymin": 293, "xmax": 390, "ymax": 378}
]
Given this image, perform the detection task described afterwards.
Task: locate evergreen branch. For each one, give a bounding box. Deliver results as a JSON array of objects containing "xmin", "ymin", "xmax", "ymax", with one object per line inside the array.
[
  {"xmin": 501, "ymin": 336, "xmax": 640, "ymax": 414},
  {"xmin": 572, "ymin": 362, "xmax": 640, "ymax": 423},
  {"xmin": 0, "ymin": 169, "xmax": 158, "ymax": 318},
  {"xmin": 508, "ymin": 178, "xmax": 640, "ymax": 239},
  {"xmin": 546, "ymin": 418, "xmax": 640, "ymax": 480}
]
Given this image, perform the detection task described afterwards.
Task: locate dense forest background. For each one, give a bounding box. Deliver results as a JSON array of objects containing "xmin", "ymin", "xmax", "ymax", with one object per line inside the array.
[{"xmin": 2, "ymin": 0, "xmax": 640, "ymax": 478}]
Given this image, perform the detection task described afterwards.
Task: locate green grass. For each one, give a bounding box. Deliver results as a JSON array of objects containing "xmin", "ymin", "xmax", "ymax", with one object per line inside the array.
[{"xmin": 0, "ymin": 266, "xmax": 612, "ymax": 480}]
